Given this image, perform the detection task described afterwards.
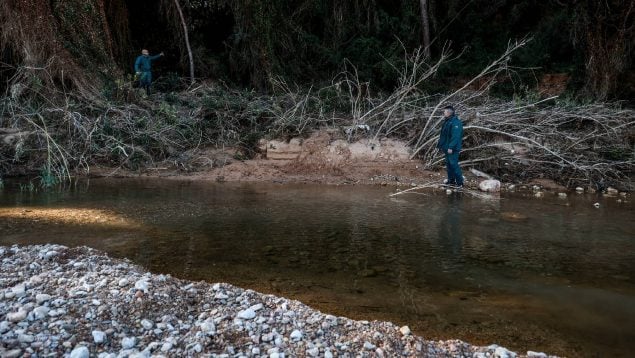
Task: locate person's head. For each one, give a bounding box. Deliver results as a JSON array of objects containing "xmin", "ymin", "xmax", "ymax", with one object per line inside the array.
[
  {"xmin": 141, "ymin": 49, "xmax": 149, "ymax": 56},
  {"xmin": 443, "ymin": 105, "xmax": 455, "ymax": 118}
]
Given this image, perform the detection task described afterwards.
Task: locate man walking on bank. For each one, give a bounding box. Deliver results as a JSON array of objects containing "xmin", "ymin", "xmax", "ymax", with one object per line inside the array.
[
  {"xmin": 135, "ymin": 49, "xmax": 164, "ymax": 96},
  {"xmin": 437, "ymin": 105, "xmax": 464, "ymax": 187}
]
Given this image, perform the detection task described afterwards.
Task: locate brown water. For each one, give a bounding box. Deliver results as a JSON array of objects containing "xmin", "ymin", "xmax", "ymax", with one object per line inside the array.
[{"xmin": 1, "ymin": 178, "xmax": 634, "ymax": 357}]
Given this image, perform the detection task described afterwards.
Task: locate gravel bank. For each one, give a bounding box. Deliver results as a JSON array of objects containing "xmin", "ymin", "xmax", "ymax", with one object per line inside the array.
[{"xmin": 1, "ymin": 245, "xmax": 554, "ymax": 358}]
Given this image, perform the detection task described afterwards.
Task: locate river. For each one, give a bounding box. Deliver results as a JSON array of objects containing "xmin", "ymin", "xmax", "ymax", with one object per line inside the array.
[{"xmin": 1, "ymin": 178, "xmax": 633, "ymax": 357}]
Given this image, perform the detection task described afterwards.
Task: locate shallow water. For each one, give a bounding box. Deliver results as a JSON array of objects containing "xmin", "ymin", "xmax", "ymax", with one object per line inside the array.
[{"xmin": 1, "ymin": 178, "xmax": 634, "ymax": 356}]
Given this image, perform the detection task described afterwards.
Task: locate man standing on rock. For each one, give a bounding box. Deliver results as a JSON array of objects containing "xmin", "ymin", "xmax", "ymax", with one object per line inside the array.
[
  {"xmin": 437, "ymin": 105, "xmax": 464, "ymax": 187},
  {"xmin": 134, "ymin": 49, "xmax": 164, "ymax": 96}
]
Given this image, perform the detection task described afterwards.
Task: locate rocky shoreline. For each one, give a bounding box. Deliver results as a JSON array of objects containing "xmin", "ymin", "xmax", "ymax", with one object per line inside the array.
[{"xmin": 1, "ymin": 245, "xmax": 554, "ymax": 358}]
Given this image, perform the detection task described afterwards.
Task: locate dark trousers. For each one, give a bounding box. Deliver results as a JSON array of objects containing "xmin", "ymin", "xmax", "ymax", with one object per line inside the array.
[
  {"xmin": 444, "ymin": 151, "xmax": 463, "ymax": 186},
  {"xmin": 140, "ymin": 72, "xmax": 152, "ymax": 95}
]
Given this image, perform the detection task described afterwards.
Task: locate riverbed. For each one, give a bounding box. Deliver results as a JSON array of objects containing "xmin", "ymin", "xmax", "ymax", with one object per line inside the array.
[{"xmin": 1, "ymin": 178, "xmax": 633, "ymax": 357}]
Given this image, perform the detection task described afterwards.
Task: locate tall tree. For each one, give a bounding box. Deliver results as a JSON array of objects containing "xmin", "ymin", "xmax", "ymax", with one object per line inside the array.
[
  {"xmin": 573, "ymin": 0, "xmax": 634, "ymax": 99},
  {"xmin": 420, "ymin": 0, "xmax": 431, "ymax": 57}
]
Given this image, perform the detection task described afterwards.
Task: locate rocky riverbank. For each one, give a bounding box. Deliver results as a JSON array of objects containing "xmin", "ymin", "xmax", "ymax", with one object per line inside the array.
[{"xmin": 1, "ymin": 245, "xmax": 554, "ymax": 358}]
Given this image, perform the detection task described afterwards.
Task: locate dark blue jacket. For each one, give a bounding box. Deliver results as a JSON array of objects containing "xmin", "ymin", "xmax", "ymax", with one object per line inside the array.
[
  {"xmin": 437, "ymin": 115, "xmax": 463, "ymax": 152},
  {"xmin": 134, "ymin": 54, "xmax": 161, "ymax": 73}
]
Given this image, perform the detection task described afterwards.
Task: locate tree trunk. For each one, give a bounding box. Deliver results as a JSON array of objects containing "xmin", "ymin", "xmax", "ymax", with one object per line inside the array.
[
  {"xmin": 420, "ymin": 0, "xmax": 431, "ymax": 57},
  {"xmin": 173, "ymin": 0, "xmax": 195, "ymax": 85}
]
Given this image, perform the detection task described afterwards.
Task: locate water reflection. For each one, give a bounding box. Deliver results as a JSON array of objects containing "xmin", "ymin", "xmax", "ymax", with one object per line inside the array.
[{"xmin": 438, "ymin": 193, "xmax": 463, "ymax": 256}]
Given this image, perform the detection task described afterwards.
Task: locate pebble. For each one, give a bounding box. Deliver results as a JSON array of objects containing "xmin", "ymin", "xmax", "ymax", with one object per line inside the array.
[
  {"xmin": 92, "ymin": 330, "xmax": 106, "ymax": 343},
  {"xmin": 2, "ymin": 349, "xmax": 22, "ymax": 358},
  {"xmin": 135, "ymin": 279, "xmax": 149, "ymax": 292},
  {"xmin": 0, "ymin": 244, "xmax": 547, "ymax": 358},
  {"xmin": 399, "ymin": 325, "xmax": 411, "ymax": 336},
  {"xmin": 121, "ymin": 336, "xmax": 136, "ymax": 349},
  {"xmin": 290, "ymin": 329, "xmax": 303, "ymax": 340},
  {"xmin": 11, "ymin": 284, "xmax": 26, "ymax": 297},
  {"xmin": 237, "ymin": 308, "xmax": 257, "ymax": 320},
  {"xmin": 69, "ymin": 346, "xmax": 89, "ymax": 358},
  {"xmin": 161, "ymin": 342, "xmax": 173, "ymax": 352},
  {"xmin": 18, "ymin": 334, "xmax": 35, "ymax": 343},
  {"xmin": 141, "ymin": 319, "xmax": 154, "ymax": 330},
  {"xmin": 494, "ymin": 346, "xmax": 517, "ymax": 358},
  {"xmin": 7, "ymin": 309, "xmax": 27, "ymax": 322},
  {"xmin": 33, "ymin": 306, "xmax": 50, "ymax": 320},
  {"xmin": 44, "ymin": 250, "xmax": 59, "ymax": 259},
  {"xmin": 35, "ymin": 293, "xmax": 52, "ymax": 304}
]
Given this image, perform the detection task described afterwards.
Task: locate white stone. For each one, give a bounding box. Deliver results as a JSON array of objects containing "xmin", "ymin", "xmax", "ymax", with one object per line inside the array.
[
  {"xmin": 575, "ymin": 187, "xmax": 584, "ymax": 193},
  {"xmin": 250, "ymin": 303, "xmax": 263, "ymax": 311},
  {"xmin": 363, "ymin": 341, "xmax": 376, "ymax": 350},
  {"xmin": 0, "ymin": 321, "xmax": 10, "ymax": 333},
  {"xmin": 118, "ymin": 278, "xmax": 129, "ymax": 287},
  {"xmin": 237, "ymin": 309, "xmax": 256, "ymax": 320},
  {"xmin": 135, "ymin": 279, "xmax": 149, "ymax": 292},
  {"xmin": 494, "ymin": 346, "xmax": 517, "ymax": 358},
  {"xmin": 121, "ymin": 336, "xmax": 136, "ymax": 349},
  {"xmin": 45, "ymin": 250, "xmax": 59, "ymax": 259},
  {"xmin": 200, "ymin": 319, "xmax": 215, "ymax": 335},
  {"xmin": 214, "ymin": 292, "xmax": 229, "ymax": 299},
  {"xmin": 35, "ymin": 293, "xmax": 52, "ymax": 304},
  {"xmin": 593, "ymin": 202, "xmax": 600, "ymax": 208},
  {"xmin": 290, "ymin": 329, "xmax": 303, "ymax": 341},
  {"xmin": 446, "ymin": 189, "xmax": 452, "ymax": 195},
  {"xmin": 70, "ymin": 346, "xmax": 89, "ymax": 358},
  {"xmin": 399, "ymin": 325, "xmax": 411, "ymax": 336},
  {"xmin": 479, "ymin": 179, "xmax": 501, "ymax": 192},
  {"xmin": 92, "ymin": 330, "xmax": 106, "ymax": 344},
  {"xmin": 161, "ymin": 342, "xmax": 173, "ymax": 352},
  {"xmin": 141, "ymin": 319, "xmax": 153, "ymax": 330},
  {"xmin": 18, "ymin": 334, "xmax": 35, "ymax": 343},
  {"xmin": 558, "ymin": 192, "xmax": 567, "ymax": 198},
  {"xmin": 3, "ymin": 349, "xmax": 22, "ymax": 358},
  {"xmin": 324, "ymin": 349, "xmax": 333, "ymax": 358},
  {"xmin": 33, "ymin": 306, "xmax": 50, "ymax": 320},
  {"xmin": 306, "ymin": 347, "xmax": 319, "ymax": 357},
  {"xmin": 7, "ymin": 309, "xmax": 27, "ymax": 322},
  {"xmin": 527, "ymin": 352, "xmax": 548, "ymax": 358},
  {"xmin": 11, "ymin": 284, "xmax": 26, "ymax": 297}
]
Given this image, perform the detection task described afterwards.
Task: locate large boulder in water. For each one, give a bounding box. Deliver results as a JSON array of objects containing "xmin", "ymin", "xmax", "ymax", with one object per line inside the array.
[{"xmin": 478, "ymin": 179, "xmax": 501, "ymax": 192}]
